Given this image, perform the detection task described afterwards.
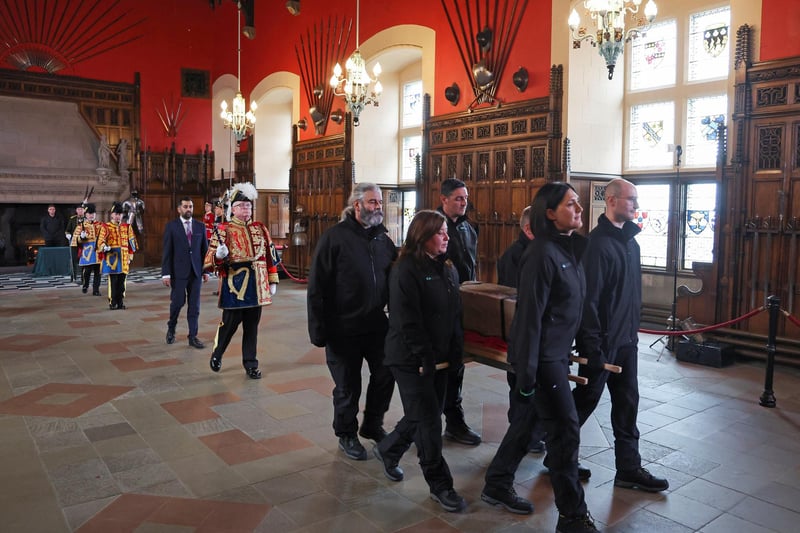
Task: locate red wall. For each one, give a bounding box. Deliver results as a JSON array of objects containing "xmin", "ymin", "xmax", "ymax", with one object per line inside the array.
[
  {"xmin": 1, "ymin": 0, "xmax": 552, "ymax": 153},
  {"xmin": 760, "ymin": 0, "xmax": 800, "ymax": 61}
]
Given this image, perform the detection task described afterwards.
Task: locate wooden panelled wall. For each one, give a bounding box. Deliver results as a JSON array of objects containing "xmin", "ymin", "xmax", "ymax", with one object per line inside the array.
[
  {"xmin": 681, "ymin": 27, "xmax": 800, "ymax": 362},
  {"xmin": 283, "ymin": 116, "xmax": 354, "ymax": 277},
  {"xmin": 422, "ymin": 66, "xmax": 565, "ymax": 282}
]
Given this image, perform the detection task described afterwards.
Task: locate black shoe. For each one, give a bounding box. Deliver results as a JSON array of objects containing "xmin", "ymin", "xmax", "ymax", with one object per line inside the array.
[
  {"xmin": 188, "ymin": 336, "xmax": 204, "ymax": 349},
  {"xmin": 117, "ymin": 303, "xmax": 126, "ymax": 310},
  {"xmin": 93, "ymin": 290, "xmax": 101, "ymax": 296},
  {"xmin": 210, "ymin": 355, "xmax": 221, "ymax": 372},
  {"xmin": 480, "ymin": 485, "xmax": 533, "ymax": 515},
  {"xmin": 373, "ymin": 446, "xmax": 403, "ymax": 481},
  {"xmin": 82, "ymin": 287, "xmax": 88, "ymax": 294},
  {"xmin": 109, "ymin": 303, "xmax": 116, "ymax": 310},
  {"xmin": 359, "ymin": 426, "xmax": 387, "ymax": 443},
  {"xmin": 430, "ymin": 488, "xmax": 467, "ymax": 512},
  {"xmin": 166, "ymin": 329, "xmax": 175, "ymax": 345},
  {"xmin": 528, "ymin": 440, "xmax": 546, "ymax": 454},
  {"xmin": 246, "ymin": 367, "xmax": 262, "ymax": 379},
  {"xmin": 338, "ymin": 436, "xmax": 367, "ymax": 461},
  {"xmin": 212, "ymin": 291, "xmax": 219, "ymax": 296},
  {"xmin": 444, "ymin": 422, "xmax": 481, "ymax": 445},
  {"xmin": 556, "ymin": 512, "xmax": 599, "ymax": 533},
  {"xmin": 545, "ymin": 463, "xmax": 591, "ymax": 481},
  {"xmin": 614, "ymin": 466, "xmax": 669, "ymax": 492}
]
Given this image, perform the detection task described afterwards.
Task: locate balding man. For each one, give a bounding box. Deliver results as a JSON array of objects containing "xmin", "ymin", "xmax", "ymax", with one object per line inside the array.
[{"xmin": 573, "ymin": 178, "xmax": 669, "ymax": 493}]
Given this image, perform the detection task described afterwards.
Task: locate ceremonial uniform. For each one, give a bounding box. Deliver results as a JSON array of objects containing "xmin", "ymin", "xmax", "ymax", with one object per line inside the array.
[
  {"xmin": 71, "ymin": 204, "xmax": 102, "ymax": 295},
  {"xmin": 204, "ymin": 183, "xmax": 279, "ymax": 378},
  {"xmin": 65, "ymin": 206, "xmax": 85, "ymax": 281},
  {"xmin": 97, "ymin": 202, "xmax": 138, "ymax": 310}
]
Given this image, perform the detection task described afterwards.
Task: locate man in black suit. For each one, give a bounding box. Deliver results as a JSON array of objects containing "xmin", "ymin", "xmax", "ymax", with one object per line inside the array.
[{"xmin": 161, "ymin": 196, "xmax": 209, "ymax": 348}]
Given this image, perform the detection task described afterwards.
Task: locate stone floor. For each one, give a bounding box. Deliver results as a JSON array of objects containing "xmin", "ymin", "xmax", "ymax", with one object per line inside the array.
[{"xmin": 1, "ymin": 269, "xmax": 799, "ymax": 532}]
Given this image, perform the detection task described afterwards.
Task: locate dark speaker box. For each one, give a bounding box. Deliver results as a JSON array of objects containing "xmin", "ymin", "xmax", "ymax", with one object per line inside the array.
[{"xmin": 675, "ymin": 340, "xmax": 735, "ymax": 368}]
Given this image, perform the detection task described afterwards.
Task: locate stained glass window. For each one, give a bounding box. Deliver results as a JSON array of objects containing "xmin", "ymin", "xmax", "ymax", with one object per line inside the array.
[
  {"xmin": 688, "ymin": 6, "xmax": 731, "ymax": 82},
  {"xmin": 402, "ymin": 80, "xmax": 423, "ymax": 128},
  {"xmin": 630, "ymin": 19, "xmax": 677, "ymax": 91},
  {"xmin": 635, "ymin": 183, "xmax": 670, "ymax": 267},
  {"xmin": 683, "ymin": 183, "xmax": 716, "ymax": 269},
  {"xmin": 629, "ymin": 101, "xmax": 674, "ymax": 169},
  {"xmin": 401, "ymin": 135, "xmax": 422, "ymax": 182},
  {"xmin": 686, "ymin": 94, "xmax": 727, "ymax": 167}
]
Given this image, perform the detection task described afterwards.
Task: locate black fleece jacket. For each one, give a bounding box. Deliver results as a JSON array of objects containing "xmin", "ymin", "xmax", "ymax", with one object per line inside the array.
[{"xmin": 306, "ymin": 214, "xmax": 397, "ymax": 346}]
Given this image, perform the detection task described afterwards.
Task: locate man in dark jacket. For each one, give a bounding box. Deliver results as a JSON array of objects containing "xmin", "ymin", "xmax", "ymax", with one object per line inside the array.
[
  {"xmin": 436, "ymin": 177, "xmax": 481, "ymax": 446},
  {"xmin": 307, "ymin": 182, "xmax": 397, "ymax": 461},
  {"xmin": 40, "ymin": 204, "xmax": 65, "ymax": 247},
  {"xmin": 573, "ymin": 178, "xmax": 669, "ymax": 492},
  {"xmin": 496, "ymin": 205, "xmax": 546, "ymax": 454}
]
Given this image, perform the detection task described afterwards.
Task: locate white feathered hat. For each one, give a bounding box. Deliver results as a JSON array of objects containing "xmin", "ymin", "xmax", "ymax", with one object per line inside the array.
[{"xmin": 226, "ymin": 182, "xmax": 257, "ymax": 220}]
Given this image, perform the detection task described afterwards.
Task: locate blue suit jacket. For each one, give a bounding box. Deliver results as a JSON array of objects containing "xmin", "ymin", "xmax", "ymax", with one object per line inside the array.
[{"xmin": 161, "ymin": 217, "xmax": 209, "ymax": 279}]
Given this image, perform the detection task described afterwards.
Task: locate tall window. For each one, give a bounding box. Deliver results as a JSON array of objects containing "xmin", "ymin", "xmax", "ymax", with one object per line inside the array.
[
  {"xmin": 400, "ymin": 80, "xmax": 422, "ymax": 182},
  {"xmin": 625, "ymin": 4, "xmax": 729, "ymax": 272}
]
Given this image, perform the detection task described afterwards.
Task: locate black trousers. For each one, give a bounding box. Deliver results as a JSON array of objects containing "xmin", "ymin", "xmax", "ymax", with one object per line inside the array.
[
  {"xmin": 212, "ymin": 306, "xmax": 262, "ymax": 370},
  {"xmin": 70, "ymin": 246, "xmax": 80, "ymax": 280},
  {"xmin": 573, "ymin": 343, "xmax": 641, "ymax": 471},
  {"xmin": 325, "ymin": 332, "xmax": 394, "ymax": 437},
  {"xmin": 108, "ymin": 273, "xmax": 126, "ymax": 307},
  {"xmin": 442, "ymin": 364, "xmax": 466, "ymax": 427},
  {"xmin": 507, "ymin": 371, "xmax": 547, "ymax": 443},
  {"xmin": 378, "ymin": 365, "xmax": 453, "ymax": 494},
  {"xmin": 168, "ymin": 273, "xmax": 202, "ymax": 337},
  {"xmin": 81, "ymin": 264, "xmax": 101, "ymax": 291},
  {"xmin": 485, "ymin": 359, "xmax": 586, "ymax": 518}
]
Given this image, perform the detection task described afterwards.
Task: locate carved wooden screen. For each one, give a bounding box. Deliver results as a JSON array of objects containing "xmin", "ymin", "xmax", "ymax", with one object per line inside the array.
[
  {"xmin": 422, "ymin": 66, "xmax": 564, "ymax": 282},
  {"xmin": 285, "ymin": 116, "xmax": 353, "ymax": 276},
  {"xmin": 728, "ymin": 54, "xmax": 800, "ymax": 343}
]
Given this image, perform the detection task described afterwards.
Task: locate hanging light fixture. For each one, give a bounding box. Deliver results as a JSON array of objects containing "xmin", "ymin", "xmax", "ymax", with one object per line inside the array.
[
  {"xmin": 220, "ymin": 1, "xmax": 256, "ymax": 143},
  {"xmin": 568, "ymin": 0, "xmax": 658, "ymax": 80},
  {"xmin": 329, "ymin": 0, "xmax": 382, "ymax": 126}
]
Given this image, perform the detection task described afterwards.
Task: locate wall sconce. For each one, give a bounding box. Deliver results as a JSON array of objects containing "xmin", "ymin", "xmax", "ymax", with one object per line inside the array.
[
  {"xmin": 444, "ymin": 83, "xmax": 460, "ymax": 106},
  {"xmin": 512, "ymin": 67, "xmax": 528, "ymax": 92},
  {"xmin": 296, "ymin": 118, "xmax": 307, "ymax": 130},
  {"xmin": 330, "ymin": 109, "xmax": 344, "ymax": 124}
]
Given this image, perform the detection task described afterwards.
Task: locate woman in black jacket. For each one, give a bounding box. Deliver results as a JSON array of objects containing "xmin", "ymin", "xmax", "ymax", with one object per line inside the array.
[
  {"xmin": 374, "ymin": 210, "xmax": 467, "ymax": 513},
  {"xmin": 482, "ymin": 183, "xmax": 600, "ymax": 532}
]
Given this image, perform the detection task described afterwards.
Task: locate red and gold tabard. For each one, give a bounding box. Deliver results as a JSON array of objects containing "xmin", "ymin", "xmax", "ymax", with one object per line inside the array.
[
  {"xmin": 204, "ymin": 217, "xmax": 279, "ymax": 309},
  {"xmin": 97, "ymin": 221, "xmax": 138, "ymax": 274},
  {"xmin": 71, "ymin": 219, "xmax": 103, "ymax": 266}
]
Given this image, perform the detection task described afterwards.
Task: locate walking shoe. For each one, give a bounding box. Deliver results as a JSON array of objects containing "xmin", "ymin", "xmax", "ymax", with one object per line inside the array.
[
  {"xmin": 480, "ymin": 485, "xmax": 533, "ymax": 514},
  {"xmin": 556, "ymin": 512, "xmax": 599, "ymax": 533},
  {"xmin": 246, "ymin": 367, "xmax": 262, "ymax": 379},
  {"xmin": 614, "ymin": 467, "xmax": 669, "ymax": 492},
  {"xmin": 338, "ymin": 436, "xmax": 367, "ymax": 461},
  {"xmin": 359, "ymin": 425, "xmax": 388, "ymax": 443},
  {"xmin": 82, "ymin": 287, "xmax": 88, "ymax": 294},
  {"xmin": 444, "ymin": 422, "xmax": 481, "ymax": 445},
  {"xmin": 545, "ymin": 463, "xmax": 591, "ymax": 481},
  {"xmin": 209, "ymin": 355, "xmax": 221, "ymax": 372},
  {"xmin": 188, "ymin": 336, "xmax": 204, "ymax": 349},
  {"xmin": 92, "ymin": 290, "xmax": 101, "ymax": 296},
  {"xmin": 528, "ymin": 440, "xmax": 546, "ymax": 454},
  {"xmin": 166, "ymin": 329, "xmax": 175, "ymax": 345},
  {"xmin": 373, "ymin": 446, "xmax": 403, "ymax": 481},
  {"xmin": 430, "ymin": 488, "xmax": 467, "ymax": 512}
]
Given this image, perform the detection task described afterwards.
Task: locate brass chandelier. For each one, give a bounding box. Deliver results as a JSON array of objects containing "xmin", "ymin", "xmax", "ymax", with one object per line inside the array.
[{"xmin": 220, "ymin": 1, "xmax": 257, "ymax": 142}]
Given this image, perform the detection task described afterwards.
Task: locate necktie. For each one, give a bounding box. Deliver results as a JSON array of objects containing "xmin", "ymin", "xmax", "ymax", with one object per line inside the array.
[{"xmin": 185, "ymin": 221, "xmax": 192, "ymax": 244}]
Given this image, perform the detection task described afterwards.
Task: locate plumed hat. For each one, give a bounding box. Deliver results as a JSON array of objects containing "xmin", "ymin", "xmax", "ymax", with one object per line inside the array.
[
  {"xmin": 76, "ymin": 202, "xmax": 87, "ymax": 210},
  {"xmin": 228, "ymin": 182, "xmax": 258, "ymax": 205},
  {"xmin": 85, "ymin": 203, "xmax": 96, "ymax": 214},
  {"xmin": 110, "ymin": 201, "xmax": 124, "ymax": 214}
]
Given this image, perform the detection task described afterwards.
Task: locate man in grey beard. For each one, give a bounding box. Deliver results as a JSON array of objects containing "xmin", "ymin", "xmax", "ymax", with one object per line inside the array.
[{"xmin": 307, "ymin": 182, "xmax": 398, "ymax": 461}]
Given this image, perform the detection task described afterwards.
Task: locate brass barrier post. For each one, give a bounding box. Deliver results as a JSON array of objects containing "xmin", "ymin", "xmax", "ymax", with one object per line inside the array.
[{"xmin": 759, "ymin": 295, "xmax": 779, "ymax": 408}]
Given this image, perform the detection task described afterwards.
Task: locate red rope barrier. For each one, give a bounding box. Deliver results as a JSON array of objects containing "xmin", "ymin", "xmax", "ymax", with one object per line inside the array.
[
  {"xmin": 783, "ymin": 309, "xmax": 800, "ymax": 328},
  {"xmin": 279, "ymin": 262, "xmax": 308, "ymax": 283},
  {"xmin": 639, "ymin": 306, "xmax": 765, "ymax": 336}
]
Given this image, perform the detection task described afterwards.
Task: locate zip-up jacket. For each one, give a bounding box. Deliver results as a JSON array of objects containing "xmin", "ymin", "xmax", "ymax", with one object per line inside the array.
[
  {"xmin": 437, "ymin": 206, "xmax": 477, "ymax": 283},
  {"xmin": 575, "ymin": 214, "xmax": 642, "ymax": 365},
  {"xmin": 307, "ymin": 213, "xmax": 397, "ymax": 346},
  {"xmin": 507, "ymin": 230, "xmax": 587, "ymax": 392},
  {"xmin": 384, "ymin": 253, "xmax": 463, "ymax": 370}
]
